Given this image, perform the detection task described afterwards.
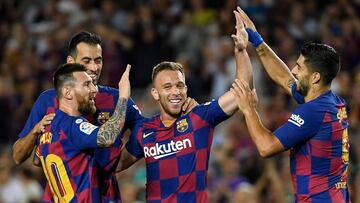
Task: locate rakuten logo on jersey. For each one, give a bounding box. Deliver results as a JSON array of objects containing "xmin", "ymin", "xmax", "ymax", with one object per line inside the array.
[
  {"xmin": 144, "ymin": 139, "xmax": 192, "ymax": 160},
  {"xmin": 288, "ymin": 114, "xmax": 305, "ymax": 127}
]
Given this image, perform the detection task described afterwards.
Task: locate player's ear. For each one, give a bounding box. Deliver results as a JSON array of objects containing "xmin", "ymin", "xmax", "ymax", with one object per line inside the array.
[
  {"xmin": 151, "ymin": 87, "xmax": 159, "ymax": 101},
  {"xmin": 312, "ymin": 72, "xmax": 321, "ymax": 84},
  {"xmin": 67, "ymin": 55, "xmax": 75, "ymax": 63},
  {"xmin": 62, "ymin": 86, "xmax": 73, "ymax": 99}
]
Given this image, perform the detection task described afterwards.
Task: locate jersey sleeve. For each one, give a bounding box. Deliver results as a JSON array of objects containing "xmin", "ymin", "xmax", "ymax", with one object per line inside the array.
[
  {"xmin": 68, "ymin": 118, "xmax": 99, "ymax": 150},
  {"xmin": 291, "ymin": 83, "xmax": 305, "ymax": 104},
  {"xmin": 18, "ymin": 90, "xmax": 56, "ymax": 138},
  {"xmin": 192, "ymin": 100, "xmax": 230, "ymax": 127},
  {"xmin": 124, "ymin": 98, "xmax": 143, "ymax": 131},
  {"xmin": 273, "ymin": 103, "xmax": 323, "ymax": 150},
  {"xmin": 125, "ymin": 123, "xmax": 144, "ymax": 159}
]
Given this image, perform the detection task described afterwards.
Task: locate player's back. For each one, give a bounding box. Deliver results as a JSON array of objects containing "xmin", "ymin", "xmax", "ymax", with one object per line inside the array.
[{"xmin": 37, "ymin": 109, "xmax": 101, "ymax": 203}]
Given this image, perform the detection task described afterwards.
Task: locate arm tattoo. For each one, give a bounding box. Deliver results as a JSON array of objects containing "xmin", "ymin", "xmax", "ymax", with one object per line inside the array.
[
  {"xmin": 97, "ymin": 98, "xmax": 128, "ymax": 147},
  {"xmin": 256, "ymin": 47, "xmax": 265, "ymax": 56},
  {"xmin": 287, "ymin": 78, "xmax": 296, "ymax": 89}
]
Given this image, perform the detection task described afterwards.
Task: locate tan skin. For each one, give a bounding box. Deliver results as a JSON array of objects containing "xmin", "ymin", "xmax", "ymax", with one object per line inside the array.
[
  {"xmin": 12, "ymin": 42, "xmax": 197, "ymax": 165},
  {"xmin": 230, "ymin": 7, "xmax": 331, "ymax": 157},
  {"xmin": 117, "ymin": 8, "xmax": 254, "ymax": 171}
]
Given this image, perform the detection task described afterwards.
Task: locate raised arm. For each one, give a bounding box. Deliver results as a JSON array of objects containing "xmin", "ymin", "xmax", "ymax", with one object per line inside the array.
[
  {"xmin": 231, "ymin": 79, "xmax": 284, "ymax": 157},
  {"xmin": 218, "ymin": 9, "xmax": 253, "ymax": 115},
  {"xmin": 96, "ymin": 65, "xmax": 131, "ymax": 147},
  {"xmin": 236, "ymin": 7, "xmax": 296, "ymax": 95}
]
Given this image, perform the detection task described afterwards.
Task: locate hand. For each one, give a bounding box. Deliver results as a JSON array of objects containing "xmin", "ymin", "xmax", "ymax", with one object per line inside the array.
[
  {"xmin": 231, "ymin": 9, "xmax": 248, "ymax": 51},
  {"xmin": 230, "ymin": 79, "xmax": 258, "ymax": 113},
  {"xmin": 181, "ymin": 97, "xmax": 198, "ymax": 115},
  {"xmin": 33, "ymin": 113, "xmax": 55, "ymax": 134},
  {"xmin": 235, "ymin": 6, "xmax": 257, "ymax": 32},
  {"xmin": 119, "ymin": 64, "xmax": 131, "ymax": 99}
]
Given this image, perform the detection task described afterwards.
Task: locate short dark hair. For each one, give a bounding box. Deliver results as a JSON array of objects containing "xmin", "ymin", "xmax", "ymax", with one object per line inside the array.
[
  {"xmin": 300, "ymin": 42, "xmax": 340, "ymax": 85},
  {"xmin": 68, "ymin": 31, "xmax": 102, "ymax": 58},
  {"xmin": 152, "ymin": 61, "xmax": 185, "ymax": 83},
  {"xmin": 53, "ymin": 63, "xmax": 87, "ymax": 97}
]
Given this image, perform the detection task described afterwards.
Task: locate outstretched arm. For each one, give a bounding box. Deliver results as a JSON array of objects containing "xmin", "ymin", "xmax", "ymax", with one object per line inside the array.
[
  {"xmin": 231, "ymin": 79, "xmax": 284, "ymax": 157},
  {"xmin": 12, "ymin": 113, "xmax": 55, "ymax": 164},
  {"xmin": 96, "ymin": 65, "xmax": 131, "ymax": 147},
  {"xmin": 218, "ymin": 8, "xmax": 253, "ymax": 115},
  {"xmin": 236, "ymin": 6, "xmax": 296, "ymax": 95}
]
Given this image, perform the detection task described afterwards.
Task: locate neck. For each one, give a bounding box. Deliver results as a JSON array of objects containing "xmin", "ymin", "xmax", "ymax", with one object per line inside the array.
[
  {"xmin": 59, "ymin": 99, "xmax": 81, "ymax": 116},
  {"xmin": 304, "ymin": 85, "xmax": 330, "ymax": 102},
  {"xmin": 159, "ymin": 107, "xmax": 179, "ymax": 127}
]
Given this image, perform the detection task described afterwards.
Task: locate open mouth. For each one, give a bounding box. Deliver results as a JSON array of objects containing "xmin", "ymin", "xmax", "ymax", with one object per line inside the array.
[
  {"xmin": 169, "ymin": 99, "xmax": 181, "ymax": 104},
  {"xmin": 89, "ymin": 97, "xmax": 95, "ymax": 104},
  {"xmin": 89, "ymin": 74, "xmax": 97, "ymax": 80}
]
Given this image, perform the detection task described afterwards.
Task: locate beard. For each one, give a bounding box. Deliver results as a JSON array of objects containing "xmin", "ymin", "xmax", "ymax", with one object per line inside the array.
[
  {"xmin": 159, "ymin": 97, "xmax": 183, "ymax": 118},
  {"xmin": 76, "ymin": 94, "xmax": 96, "ymax": 115},
  {"xmin": 297, "ymin": 79, "xmax": 310, "ymax": 96}
]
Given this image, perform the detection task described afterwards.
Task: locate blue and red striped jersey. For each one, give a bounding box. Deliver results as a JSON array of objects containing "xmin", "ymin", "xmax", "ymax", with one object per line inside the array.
[
  {"xmin": 274, "ymin": 84, "xmax": 350, "ymax": 202},
  {"xmin": 126, "ymin": 100, "xmax": 230, "ymax": 203},
  {"xmin": 36, "ymin": 109, "xmax": 101, "ymax": 202},
  {"xmin": 19, "ymin": 85, "xmax": 142, "ymax": 203}
]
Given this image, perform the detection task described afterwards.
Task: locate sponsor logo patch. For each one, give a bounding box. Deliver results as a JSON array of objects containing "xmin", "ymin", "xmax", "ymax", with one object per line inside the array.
[
  {"xmin": 79, "ymin": 122, "xmax": 98, "ymax": 135},
  {"xmin": 143, "ymin": 138, "xmax": 192, "ymax": 159},
  {"xmin": 288, "ymin": 114, "xmax": 305, "ymax": 127}
]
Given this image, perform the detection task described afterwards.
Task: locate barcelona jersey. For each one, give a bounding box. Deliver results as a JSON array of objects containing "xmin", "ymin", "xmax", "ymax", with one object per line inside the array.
[
  {"xmin": 126, "ymin": 100, "xmax": 230, "ymax": 203},
  {"xmin": 37, "ymin": 109, "xmax": 101, "ymax": 202},
  {"xmin": 19, "ymin": 85, "xmax": 142, "ymax": 203},
  {"xmin": 274, "ymin": 84, "xmax": 350, "ymax": 202}
]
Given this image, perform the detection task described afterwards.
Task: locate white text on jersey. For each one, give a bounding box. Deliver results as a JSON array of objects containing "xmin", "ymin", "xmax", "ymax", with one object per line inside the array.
[
  {"xmin": 288, "ymin": 114, "xmax": 305, "ymax": 127},
  {"xmin": 143, "ymin": 139, "xmax": 192, "ymax": 159}
]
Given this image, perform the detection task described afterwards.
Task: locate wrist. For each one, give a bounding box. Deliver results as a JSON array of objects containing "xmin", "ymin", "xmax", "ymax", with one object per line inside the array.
[
  {"xmin": 246, "ymin": 28, "xmax": 263, "ymax": 47},
  {"xmin": 243, "ymin": 107, "xmax": 256, "ymax": 117}
]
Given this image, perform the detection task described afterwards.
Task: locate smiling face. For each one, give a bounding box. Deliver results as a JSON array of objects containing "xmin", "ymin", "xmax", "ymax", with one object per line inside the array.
[
  {"xmin": 151, "ymin": 70, "xmax": 187, "ymax": 120},
  {"xmin": 68, "ymin": 42, "xmax": 103, "ymax": 85},
  {"xmin": 291, "ymin": 55, "xmax": 311, "ymax": 96},
  {"xmin": 71, "ymin": 71, "xmax": 98, "ymax": 115}
]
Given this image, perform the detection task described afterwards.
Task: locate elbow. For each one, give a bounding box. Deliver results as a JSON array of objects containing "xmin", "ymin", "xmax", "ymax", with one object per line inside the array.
[
  {"xmin": 12, "ymin": 153, "xmax": 23, "ymax": 165},
  {"xmin": 258, "ymin": 147, "xmax": 275, "ymax": 158},
  {"xmin": 98, "ymin": 140, "xmax": 115, "ymax": 148},
  {"xmin": 12, "ymin": 146, "xmax": 22, "ymax": 165}
]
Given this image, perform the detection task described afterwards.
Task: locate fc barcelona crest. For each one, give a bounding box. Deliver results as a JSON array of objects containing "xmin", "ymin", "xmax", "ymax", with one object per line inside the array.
[
  {"xmin": 176, "ymin": 119, "xmax": 188, "ymax": 132},
  {"xmin": 98, "ymin": 112, "xmax": 110, "ymax": 124}
]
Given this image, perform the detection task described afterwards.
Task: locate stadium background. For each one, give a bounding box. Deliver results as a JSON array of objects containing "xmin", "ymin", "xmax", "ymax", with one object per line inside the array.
[{"xmin": 0, "ymin": 0, "xmax": 360, "ymax": 202}]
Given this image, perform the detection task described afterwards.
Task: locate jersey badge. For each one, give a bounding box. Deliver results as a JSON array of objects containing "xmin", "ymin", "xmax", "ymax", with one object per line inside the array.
[
  {"xmin": 176, "ymin": 118, "xmax": 188, "ymax": 132},
  {"xmin": 97, "ymin": 112, "xmax": 110, "ymax": 124}
]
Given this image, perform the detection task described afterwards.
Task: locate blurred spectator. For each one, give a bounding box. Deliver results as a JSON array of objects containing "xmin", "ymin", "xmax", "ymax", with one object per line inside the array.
[{"xmin": 2, "ymin": 0, "xmax": 360, "ymax": 202}]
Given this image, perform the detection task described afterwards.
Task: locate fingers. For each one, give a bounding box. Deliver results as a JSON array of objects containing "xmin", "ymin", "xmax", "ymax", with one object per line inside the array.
[
  {"xmin": 232, "ymin": 79, "xmax": 252, "ymax": 96},
  {"xmin": 38, "ymin": 113, "xmax": 55, "ymax": 133},
  {"xmin": 182, "ymin": 98, "xmax": 190, "ymax": 111},
  {"xmin": 231, "ymin": 79, "xmax": 245, "ymax": 97},
  {"xmin": 236, "ymin": 6, "xmax": 256, "ymax": 31},
  {"xmin": 233, "ymin": 10, "xmax": 239, "ymax": 26},
  {"xmin": 122, "ymin": 64, "xmax": 131, "ymax": 78}
]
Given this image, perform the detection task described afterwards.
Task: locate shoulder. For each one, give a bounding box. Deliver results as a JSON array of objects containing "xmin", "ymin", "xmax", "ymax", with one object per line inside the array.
[
  {"xmin": 38, "ymin": 88, "xmax": 57, "ymax": 100},
  {"xmin": 98, "ymin": 85, "xmax": 118, "ymax": 93}
]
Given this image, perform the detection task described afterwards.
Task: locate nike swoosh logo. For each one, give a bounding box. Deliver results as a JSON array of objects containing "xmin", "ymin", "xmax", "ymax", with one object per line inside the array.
[{"xmin": 143, "ymin": 132, "xmax": 154, "ymax": 138}]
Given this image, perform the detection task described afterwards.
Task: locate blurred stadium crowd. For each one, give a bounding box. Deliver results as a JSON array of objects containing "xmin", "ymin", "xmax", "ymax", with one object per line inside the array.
[{"xmin": 0, "ymin": 0, "xmax": 360, "ymax": 202}]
